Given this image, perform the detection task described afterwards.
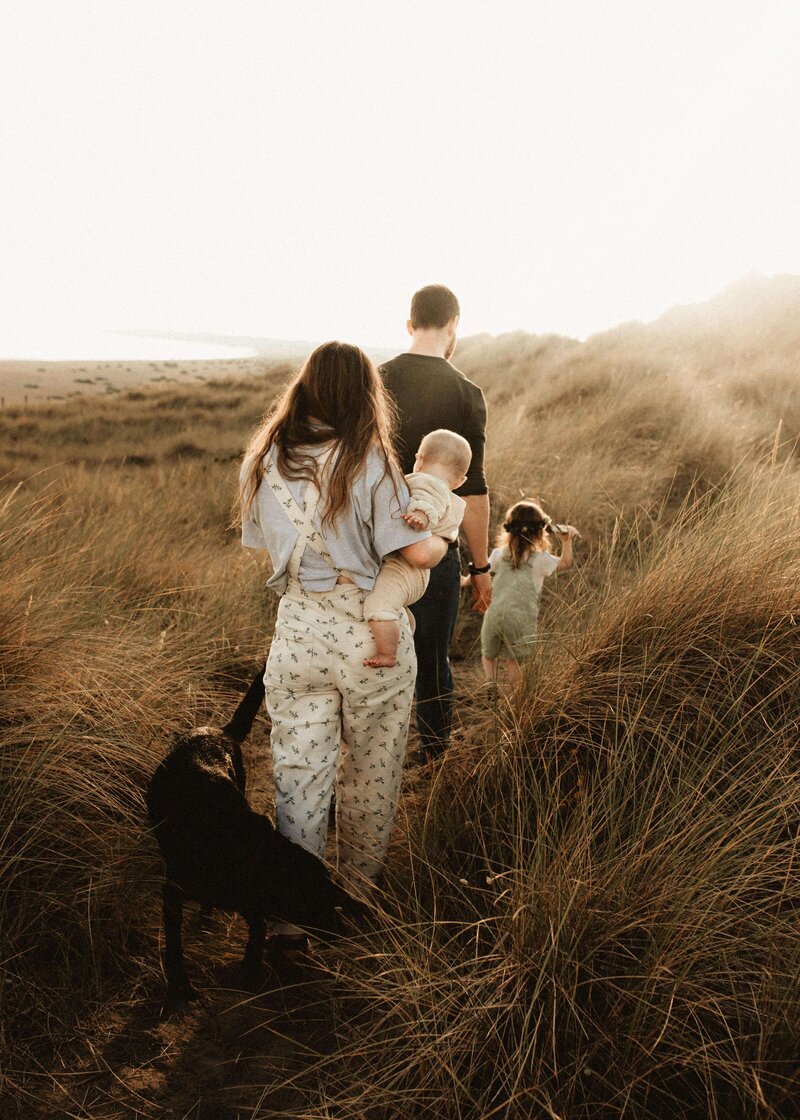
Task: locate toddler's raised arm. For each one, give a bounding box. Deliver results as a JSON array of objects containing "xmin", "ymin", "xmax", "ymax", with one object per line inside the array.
[{"xmin": 554, "ymin": 525, "xmax": 579, "ymax": 572}]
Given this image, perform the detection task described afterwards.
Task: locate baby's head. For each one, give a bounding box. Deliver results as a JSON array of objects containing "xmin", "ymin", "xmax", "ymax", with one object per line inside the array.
[{"xmin": 414, "ymin": 429, "xmax": 472, "ymax": 491}]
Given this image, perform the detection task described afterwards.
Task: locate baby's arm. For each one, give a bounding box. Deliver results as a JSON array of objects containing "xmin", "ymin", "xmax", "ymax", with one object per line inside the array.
[{"xmin": 401, "ymin": 475, "xmax": 447, "ymax": 532}]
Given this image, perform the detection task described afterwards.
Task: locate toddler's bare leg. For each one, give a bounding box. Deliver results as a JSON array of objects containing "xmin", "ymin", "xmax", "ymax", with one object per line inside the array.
[
  {"xmin": 504, "ymin": 657, "xmax": 523, "ymax": 688},
  {"xmin": 365, "ymin": 618, "xmax": 400, "ymax": 667},
  {"xmin": 481, "ymin": 656, "xmax": 498, "ymax": 684}
]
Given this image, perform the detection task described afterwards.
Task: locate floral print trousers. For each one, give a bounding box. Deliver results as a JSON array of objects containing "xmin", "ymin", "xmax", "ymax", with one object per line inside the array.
[{"xmin": 265, "ymin": 579, "xmax": 417, "ymax": 893}]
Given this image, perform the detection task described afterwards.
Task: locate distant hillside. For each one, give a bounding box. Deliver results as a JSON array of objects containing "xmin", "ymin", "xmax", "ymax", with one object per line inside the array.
[
  {"xmin": 159, "ymin": 271, "xmax": 798, "ymax": 375},
  {"xmin": 643, "ymin": 272, "xmax": 800, "ymax": 340},
  {"xmin": 458, "ymin": 272, "xmax": 800, "ymax": 382},
  {"xmin": 448, "ymin": 273, "xmax": 799, "ymax": 531},
  {"xmin": 580, "ymin": 272, "xmax": 800, "ymax": 377}
]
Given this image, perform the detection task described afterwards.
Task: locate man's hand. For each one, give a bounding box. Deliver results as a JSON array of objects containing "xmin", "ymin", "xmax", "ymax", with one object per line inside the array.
[
  {"xmin": 461, "ymin": 494, "xmax": 492, "ymax": 612},
  {"xmin": 470, "ymin": 571, "xmax": 492, "ymax": 613}
]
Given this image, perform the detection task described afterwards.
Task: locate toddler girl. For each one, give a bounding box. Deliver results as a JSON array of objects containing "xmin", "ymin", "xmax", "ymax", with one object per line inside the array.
[{"xmin": 480, "ymin": 499, "xmax": 578, "ymax": 688}]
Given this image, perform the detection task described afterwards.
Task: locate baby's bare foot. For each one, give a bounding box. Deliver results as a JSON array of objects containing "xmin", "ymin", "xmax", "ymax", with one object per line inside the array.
[{"xmin": 363, "ymin": 654, "xmax": 398, "ymax": 668}]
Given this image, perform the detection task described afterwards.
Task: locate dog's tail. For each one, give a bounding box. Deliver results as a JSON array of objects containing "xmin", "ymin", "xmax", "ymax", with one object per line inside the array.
[{"xmin": 222, "ymin": 665, "xmax": 266, "ymax": 743}]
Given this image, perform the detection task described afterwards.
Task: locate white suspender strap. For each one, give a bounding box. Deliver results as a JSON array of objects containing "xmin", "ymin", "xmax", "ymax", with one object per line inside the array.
[
  {"xmin": 262, "ymin": 447, "xmax": 337, "ymax": 580},
  {"xmin": 286, "ymin": 474, "xmax": 322, "ymax": 580}
]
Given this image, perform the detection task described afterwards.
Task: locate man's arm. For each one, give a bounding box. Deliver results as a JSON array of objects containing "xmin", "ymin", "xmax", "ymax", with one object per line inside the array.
[{"xmin": 461, "ymin": 493, "xmax": 492, "ymax": 612}]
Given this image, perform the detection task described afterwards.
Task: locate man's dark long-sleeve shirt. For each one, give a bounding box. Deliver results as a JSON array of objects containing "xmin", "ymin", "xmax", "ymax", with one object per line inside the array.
[{"xmin": 379, "ymin": 353, "xmax": 488, "ymax": 498}]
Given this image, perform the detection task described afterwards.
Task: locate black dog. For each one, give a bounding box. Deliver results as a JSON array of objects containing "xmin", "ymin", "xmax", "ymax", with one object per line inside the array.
[{"xmin": 146, "ymin": 667, "xmax": 367, "ymax": 998}]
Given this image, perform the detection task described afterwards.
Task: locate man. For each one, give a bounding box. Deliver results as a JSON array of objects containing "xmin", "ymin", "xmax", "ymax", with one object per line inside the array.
[{"xmin": 381, "ymin": 284, "xmax": 491, "ymax": 761}]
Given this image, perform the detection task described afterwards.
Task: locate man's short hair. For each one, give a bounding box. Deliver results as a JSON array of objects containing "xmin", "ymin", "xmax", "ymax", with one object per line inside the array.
[
  {"xmin": 418, "ymin": 429, "xmax": 472, "ymax": 475},
  {"xmin": 410, "ymin": 285, "xmax": 460, "ymax": 330}
]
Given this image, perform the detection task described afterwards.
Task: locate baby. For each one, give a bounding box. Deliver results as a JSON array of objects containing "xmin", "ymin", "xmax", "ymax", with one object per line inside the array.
[{"xmin": 363, "ymin": 429, "xmax": 472, "ymax": 668}]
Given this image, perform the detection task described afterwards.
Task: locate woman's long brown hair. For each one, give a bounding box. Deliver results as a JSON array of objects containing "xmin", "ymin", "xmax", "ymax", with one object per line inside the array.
[
  {"xmin": 497, "ymin": 499, "xmax": 552, "ymax": 568},
  {"xmin": 240, "ymin": 341, "xmax": 399, "ymax": 529}
]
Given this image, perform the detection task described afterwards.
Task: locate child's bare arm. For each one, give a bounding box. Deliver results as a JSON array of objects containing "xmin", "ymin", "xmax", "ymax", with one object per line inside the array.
[{"xmin": 555, "ymin": 525, "xmax": 579, "ymax": 572}]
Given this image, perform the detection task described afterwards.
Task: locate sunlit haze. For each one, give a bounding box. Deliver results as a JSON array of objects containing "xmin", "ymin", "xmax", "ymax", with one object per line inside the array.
[{"xmin": 1, "ymin": 0, "xmax": 799, "ymax": 358}]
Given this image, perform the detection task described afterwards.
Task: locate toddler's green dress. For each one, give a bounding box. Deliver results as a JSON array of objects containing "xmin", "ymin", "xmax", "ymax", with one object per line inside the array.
[{"xmin": 480, "ymin": 546, "xmax": 560, "ymax": 660}]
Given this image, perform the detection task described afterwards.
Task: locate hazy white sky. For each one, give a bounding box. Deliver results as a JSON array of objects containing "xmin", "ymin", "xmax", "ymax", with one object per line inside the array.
[{"xmin": 1, "ymin": 0, "xmax": 799, "ymax": 356}]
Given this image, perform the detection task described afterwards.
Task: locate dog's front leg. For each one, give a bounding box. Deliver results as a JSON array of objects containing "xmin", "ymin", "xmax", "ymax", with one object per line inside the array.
[
  {"xmin": 162, "ymin": 876, "xmax": 197, "ymax": 1000},
  {"xmin": 242, "ymin": 915, "xmax": 267, "ymax": 990}
]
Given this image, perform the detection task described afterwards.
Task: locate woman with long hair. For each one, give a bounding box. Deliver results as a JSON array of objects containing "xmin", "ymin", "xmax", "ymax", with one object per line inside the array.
[{"xmin": 240, "ymin": 341, "xmax": 445, "ymax": 964}]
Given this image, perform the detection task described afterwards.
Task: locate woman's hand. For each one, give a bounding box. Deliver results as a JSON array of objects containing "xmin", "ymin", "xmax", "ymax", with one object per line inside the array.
[{"xmin": 399, "ymin": 537, "xmax": 448, "ymax": 569}]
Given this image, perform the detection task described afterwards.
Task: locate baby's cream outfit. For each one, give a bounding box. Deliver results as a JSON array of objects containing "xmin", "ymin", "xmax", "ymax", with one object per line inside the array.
[{"xmin": 363, "ymin": 472, "xmax": 466, "ymax": 622}]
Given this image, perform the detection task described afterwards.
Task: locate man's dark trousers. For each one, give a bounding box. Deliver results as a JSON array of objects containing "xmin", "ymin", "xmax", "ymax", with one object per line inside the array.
[{"xmin": 409, "ymin": 546, "xmax": 461, "ymax": 760}]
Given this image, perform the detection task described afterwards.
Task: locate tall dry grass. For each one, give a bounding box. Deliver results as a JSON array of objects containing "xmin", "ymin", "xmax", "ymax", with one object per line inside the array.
[
  {"xmin": 0, "ymin": 359, "xmax": 294, "ymax": 476},
  {"xmin": 0, "ymin": 466, "xmax": 274, "ymax": 1078},
  {"xmin": 1, "ymin": 316, "xmax": 798, "ymax": 1115}
]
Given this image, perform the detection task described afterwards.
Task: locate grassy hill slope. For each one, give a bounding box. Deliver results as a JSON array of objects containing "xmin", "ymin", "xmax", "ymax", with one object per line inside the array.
[{"xmin": 1, "ymin": 281, "xmax": 798, "ymax": 1118}]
